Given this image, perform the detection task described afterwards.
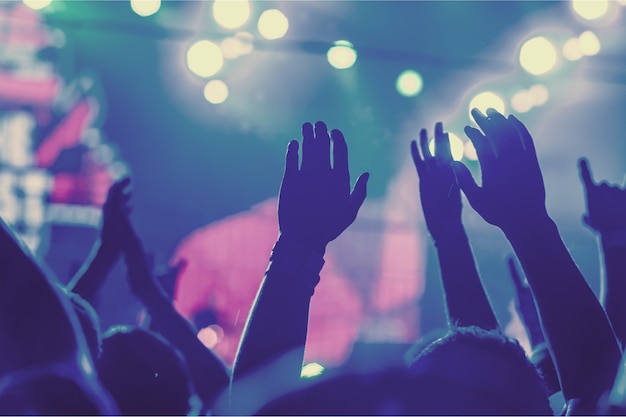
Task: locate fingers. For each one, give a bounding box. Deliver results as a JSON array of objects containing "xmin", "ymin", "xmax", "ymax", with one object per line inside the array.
[
  {"xmin": 331, "ymin": 129, "xmax": 349, "ymax": 181},
  {"xmin": 452, "ymin": 161, "xmax": 481, "ymax": 205},
  {"xmin": 314, "ymin": 121, "xmax": 332, "ymax": 170},
  {"xmin": 419, "ymin": 128, "xmax": 431, "ymax": 160},
  {"xmin": 284, "ymin": 140, "xmax": 300, "ymax": 178},
  {"xmin": 350, "ymin": 172, "xmax": 369, "ymax": 213},
  {"xmin": 410, "ymin": 140, "xmax": 424, "ymax": 176},
  {"xmin": 464, "ymin": 125, "xmax": 493, "ymax": 160},
  {"xmin": 434, "ymin": 122, "xmax": 452, "ymax": 161},
  {"xmin": 578, "ymin": 158, "xmax": 595, "ymax": 189},
  {"xmin": 300, "ymin": 122, "xmax": 314, "ymax": 171}
]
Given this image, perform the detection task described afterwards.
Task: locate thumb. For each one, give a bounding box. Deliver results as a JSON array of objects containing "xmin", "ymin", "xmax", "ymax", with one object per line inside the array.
[
  {"xmin": 350, "ymin": 172, "xmax": 369, "ymax": 213},
  {"xmin": 452, "ymin": 161, "xmax": 481, "ymax": 206}
]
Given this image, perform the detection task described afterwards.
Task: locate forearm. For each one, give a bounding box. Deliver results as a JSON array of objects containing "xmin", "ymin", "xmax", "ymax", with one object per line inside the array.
[
  {"xmin": 67, "ymin": 241, "xmax": 120, "ymax": 302},
  {"xmin": 232, "ymin": 235, "xmax": 323, "ymax": 384},
  {"xmin": 435, "ymin": 225, "xmax": 499, "ymax": 330},
  {"xmin": 599, "ymin": 234, "xmax": 626, "ymax": 348},
  {"xmin": 504, "ymin": 215, "xmax": 621, "ymax": 401}
]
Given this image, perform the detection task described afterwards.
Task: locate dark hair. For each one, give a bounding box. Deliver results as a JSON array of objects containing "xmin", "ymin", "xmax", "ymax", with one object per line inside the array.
[
  {"xmin": 407, "ymin": 326, "xmax": 552, "ymax": 415},
  {"xmin": 96, "ymin": 326, "xmax": 194, "ymax": 415}
]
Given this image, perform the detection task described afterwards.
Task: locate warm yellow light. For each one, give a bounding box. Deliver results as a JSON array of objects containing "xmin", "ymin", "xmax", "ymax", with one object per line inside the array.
[
  {"xmin": 213, "ymin": 0, "xmax": 250, "ymax": 30},
  {"xmin": 519, "ymin": 37, "xmax": 558, "ymax": 75},
  {"xmin": 258, "ymin": 9, "xmax": 289, "ymax": 40},
  {"xmin": 187, "ymin": 40, "xmax": 224, "ymax": 78}
]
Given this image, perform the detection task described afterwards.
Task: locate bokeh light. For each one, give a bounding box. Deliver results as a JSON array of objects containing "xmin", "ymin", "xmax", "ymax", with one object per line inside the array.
[
  {"xmin": 187, "ymin": 40, "xmax": 224, "ymax": 78},
  {"xmin": 220, "ymin": 33, "xmax": 254, "ymax": 60},
  {"xmin": 130, "ymin": 0, "xmax": 161, "ymax": 17},
  {"xmin": 528, "ymin": 84, "xmax": 549, "ymax": 106},
  {"xmin": 562, "ymin": 38, "xmax": 584, "ymax": 61},
  {"xmin": 327, "ymin": 40, "xmax": 357, "ymax": 69},
  {"xmin": 511, "ymin": 91, "xmax": 533, "ymax": 113},
  {"xmin": 396, "ymin": 70, "xmax": 424, "ymax": 97},
  {"xmin": 22, "ymin": 0, "xmax": 52, "ymax": 10},
  {"xmin": 197, "ymin": 324, "xmax": 225, "ymax": 349},
  {"xmin": 579, "ymin": 30, "xmax": 601, "ymax": 56},
  {"xmin": 301, "ymin": 362, "xmax": 325, "ymax": 378},
  {"xmin": 203, "ymin": 80, "xmax": 229, "ymax": 104},
  {"xmin": 428, "ymin": 132, "xmax": 465, "ymax": 161},
  {"xmin": 213, "ymin": 0, "xmax": 250, "ymax": 30},
  {"xmin": 468, "ymin": 91, "xmax": 506, "ymax": 119},
  {"xmin": 519, "ymin": 36, "xmax": 558, "ymax": 75},
  {"xmin": 571, "ymin": 0, "xmax": 609, "ymax": 20},
  {"xmin": 258, "ymin": 9, "xmax": 289, "ymax": 40}
]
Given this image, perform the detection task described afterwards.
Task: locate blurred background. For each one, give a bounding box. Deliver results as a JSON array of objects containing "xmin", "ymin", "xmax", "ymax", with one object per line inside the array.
[{"xmin": 1, "ymin": 0, "xmax": 625, "ymax": 374}]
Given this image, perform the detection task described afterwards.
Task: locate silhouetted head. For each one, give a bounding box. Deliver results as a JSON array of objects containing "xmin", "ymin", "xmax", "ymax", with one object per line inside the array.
[
  {"xmin": 0, "ymin": 363, "xmax": 117, "ymax": 415},
  {"xmin": 96, "ymin": 326, "xmax": 194, "ymax": 415},
  {"xmin": 407, "ymin": 326, "xmax": 551, "ymax": 415}
]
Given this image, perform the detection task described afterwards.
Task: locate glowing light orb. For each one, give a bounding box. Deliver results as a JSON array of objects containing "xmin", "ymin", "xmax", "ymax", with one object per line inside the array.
[
  {"xmin": 511, "ymin": 91, "xmax": 533, "ymax": 113},
  {"xmin": 22, "ymin": 0, "xmax": 52, "ymax": 10},
  {"xmin": 130, "ymin": 0, "xmax": 161, "ymax": 17},
  {"xmin": 258, "ymin": 9, "xmax": 289, "ymax": 40},
  {"xmin": 213, "ymin": 0, "xmax": 250, "ymax": 30},
  {"xmin": 519, "ymin": 37, "xmax": 558, "ymax": 76},
  {"xmin": 428, "ymin": 132, "xmax": 465, "ymax": 161},
  {"xmin": 220, "ymin": 33, "xmax": 254, "ymax": 60},
  {"xmin": 203, "ymin": 80, "xmax": 229, "ymax": 104},
  {"xmin": 468, "ymin": 91, "xmax": 506, "ymax": 120},
  {"xmin": 327, "ymin": 40, "xmax": 357, "ymax": 70},
  {"xmin": 396, "ymin": 70, "xmax": 424, "ymax": 97},
  {"xmin": 301, "ymin": 362, "xmax": 325, "ymax": 378},
  {"xmin": 528, "ymin": 84, "xmax": 549, "ymax": 106},
  {"xmin": 197, "ymin": 325, "xmax": 225, "ymax": 349},
  {"xmin": 572, "ymin": 0, "xmax": 609, "ymax": 20},
  {"xmin": 579, "ymin": 30, "xmax": 601, "ymax": 56},
  {"xmin": 187, "ymin": 40, "xmax": 224, "ymax": 78},
  {"xmin": 562, "ymin": 38, "xmax": 584, "ymax": 61}
]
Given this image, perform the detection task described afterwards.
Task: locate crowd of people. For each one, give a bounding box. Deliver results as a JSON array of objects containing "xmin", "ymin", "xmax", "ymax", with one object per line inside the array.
[{"xmin": 1, "ymin": 108, "xmax": 626, "ymax": 415}]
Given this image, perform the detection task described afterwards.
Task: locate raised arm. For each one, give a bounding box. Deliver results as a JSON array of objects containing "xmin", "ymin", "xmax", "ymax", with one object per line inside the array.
[
  {"xmin": 411, "ymin": 122, "xmax": 498, "ymax": 330},
  {"xmin": 453, "ymin": 109, "xmax": 621, "ymax": 411},
  {"xmin": 507, "ymin": 255, "xmax": 560, "ymax": 395},
  {"xmin": 579, "ymin": 158, "xmax": 626, "ymax": 349},
  {"xmin": 119, "ymin": 205, "xmax": 229, "ymax": 413},
  {"xmin": 232, "ymin": 122, "xmax": 368, "ymax": 385},
  {"xmin": 66, "ymin": 178, "xmax": 130, "ymax": 303}
]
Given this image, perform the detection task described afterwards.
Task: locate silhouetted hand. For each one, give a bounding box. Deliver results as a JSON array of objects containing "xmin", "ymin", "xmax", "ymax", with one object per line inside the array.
[
  {"xmin": 155, "ymin": 259, "xmax": 187, "ymax": 301},
  {"xmin": 101, "ymin": 177, "xmax": 132, "ymax": 252},
  {"xmin": 579, "ymin": 158, "xmax": 626, "ymax": 233},
  {"xmin": 278, "ymin": 121, "xmax": 368, "ymax": 252},
  {"xmin": 452, "ymin": 109, "xmax": 547, "ymax": 233},
  {"xmin": 411, "ymin": 122, "xmax": 462, "ymax": 242}
]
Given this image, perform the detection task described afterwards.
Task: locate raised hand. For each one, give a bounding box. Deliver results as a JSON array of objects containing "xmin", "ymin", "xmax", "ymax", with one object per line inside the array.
[
  {"xmin": 100, "ymin": 177, "xmax": 132, "ymax": 252},
  {"xmin": 452, "ymin": 109, "xmax": 547, "ymax": 233},
  {"xmin": 411, "ymin": 122, "xmax": 462, "ymax": 242},
  {"xmin": 278, "ymin": 121, "xmax": 368, "ymax": 252},
  {"xmin": 579, "ymin": 158, "xmax": 626, "ymax": 233}
]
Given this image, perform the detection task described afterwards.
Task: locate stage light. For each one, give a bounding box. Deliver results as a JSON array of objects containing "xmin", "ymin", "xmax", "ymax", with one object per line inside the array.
[
  {"xmin": 197, "ymin": 325, "xmax": 225, "ymax": 349},
  {"xmin": 572, "ymin": 0, "xmax": 609, "ymax": 20},
  {"xmin": 213, "ymin": 0, "xmax": 250, "ymax": 30},
  {"xmin": 562, "ymin": 38, "xmax": 584, "ymax": 61},
  {"xmin": 468, "ymin": 91, "xmax": 506, "ymax": 119},
  {"xmin": 301, "ymin": 362, "xmax": 325, "ymax": 378},
  {"xmin": 220, "ymin": 33, "xmax": 254, "ymax": 60},
  {"xmin": 22, "ymin": 0, "xmax": 52, "ymax": 10},
  {"xmin": 396, "ymin": 70, "xmax": 424, "ymax": 97},
  {"xmin": 464, "ymin": 141, "xmax": 478, "ymax": 161},
  {"xmin": 130, "ymin": 0, "xmax": 161, "ymax": 17},
  {"xmin": 327, "ymin": 40, "xmax": 357, "ymax": 70},
  {"xmin": 203, "ymin": 80, "xmax": 229, "ymax": 104},
  {"xmin": 579, "ymin": 30, "xmax": 601, "ymax": 56},
  {"xmin": 187, "ymin": 40, "xmax": 224, "ymax": 78},
  {"xmin": 428, "ymin": 132, "xmax": 464, "ymax": 161},
  {"xmin": 519, "ymin": 37, "xmax": 557, "ymax": 76},
  {"xmin": 511, "ymin": 91, "xmax": 533, "ymax": 113},
  {"xmin": 528, "ymin": 84, "xmax": 549, "ymax": 106},
  {"xmin": 258, "ymin": 9, "xmax": 289, "ymax": 40}
]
